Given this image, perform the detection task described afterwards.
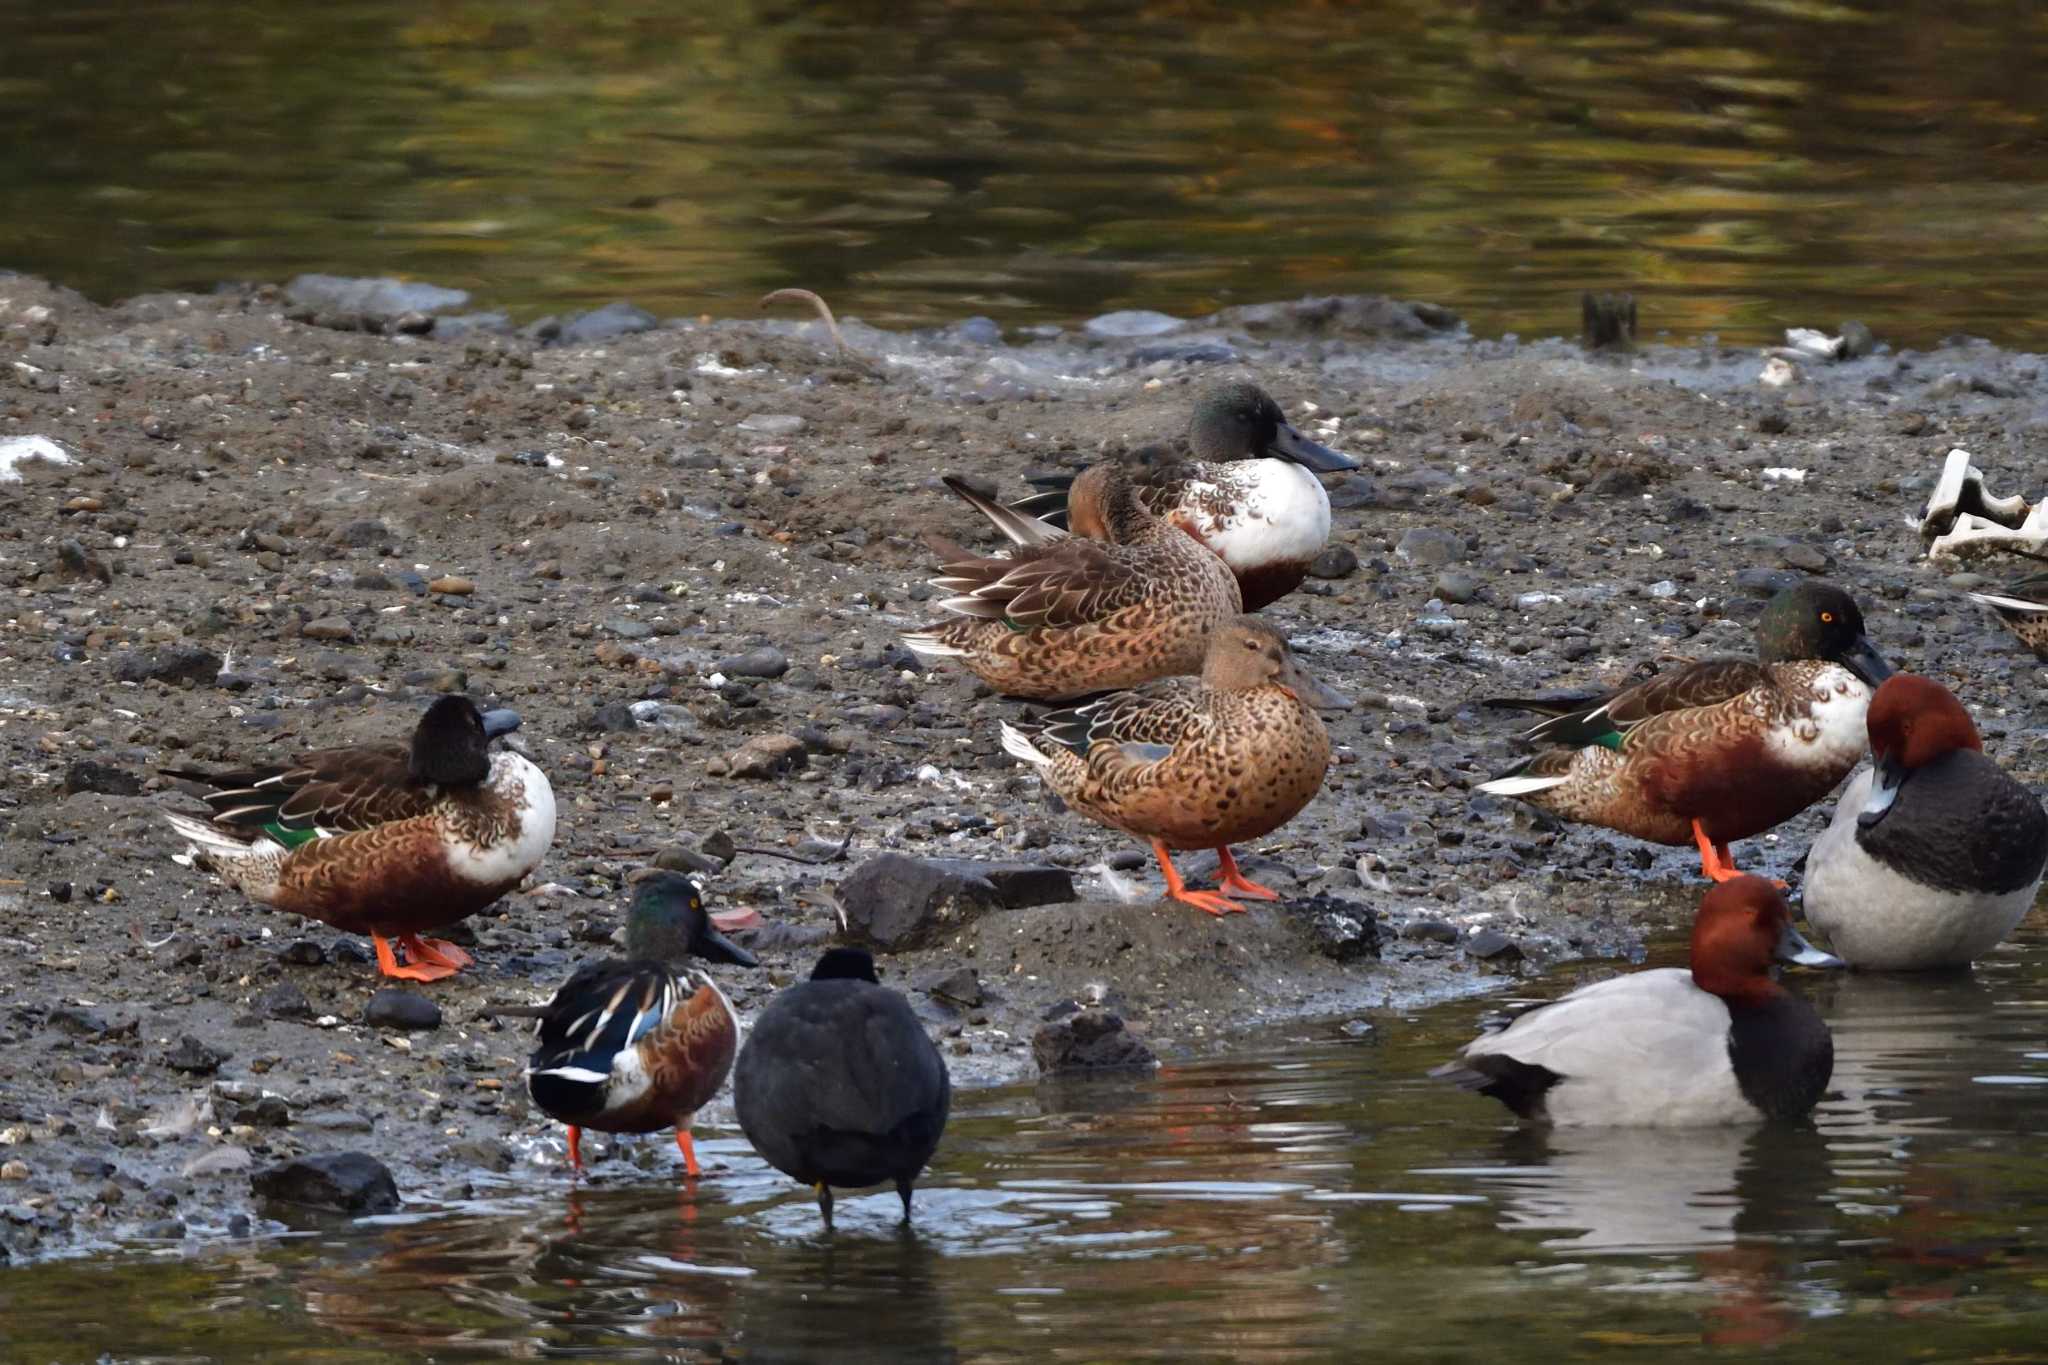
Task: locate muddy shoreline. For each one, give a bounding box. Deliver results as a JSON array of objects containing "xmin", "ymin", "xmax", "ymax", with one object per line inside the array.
[{"xmin": 1, "ymin": 270, "xmax": 2042, "ymax": 1262}]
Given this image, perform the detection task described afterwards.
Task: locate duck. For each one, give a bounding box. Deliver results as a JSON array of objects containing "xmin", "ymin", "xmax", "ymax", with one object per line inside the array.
[
  {"xmin": 733, "ymin": 947, "xmax": 951, "ymax": 1229},
  {"xmin": 1435, "ymin": 875, "xmax": 1841, "ymax": 1126},
  {"xmin": 1802, "ymin": 673, "xmax": 2048, "ymax": 970},
  {"xmin": 998, "ymin": 615, "xmax": 1349, "ymax": 916},
  {"xmin": 516, "ymin": 872, "xmax": 759, "ymax": 1175},
  {"xmin": 1008, "ymin": 381, "xmax": 1360, "ymax": 610},
  {"xmin": 161, "ymin": 694, "xmax": 556, "ymax": 981},
  {"xmin": 1964, "ymin": 571, "xmax": 2048, "ymax": 660},
  {"xmin": 1476, "ymin": 582, "xmax": 1893, "ymax": 882},
  {"xmin": 902, "ymin": 468, "xmax": 1242, "ymax": 700}
]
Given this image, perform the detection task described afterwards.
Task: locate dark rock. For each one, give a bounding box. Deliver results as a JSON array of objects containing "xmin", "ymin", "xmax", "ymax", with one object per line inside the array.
[
  {"xmin": 1735, "ymin": 567, "xmax": 1802, "ymax": 598},
  {"xmin": 1287, "ymin": 894, "xmax": 1382, "ymax": 962},
  {"xmin": 46, "ymin": 1004, "xmax": 111, "ymax": 1036},
  {"xmin": 585, "ymin": 701, "xmax": 640, "ymax": 733},
  {"xmin": 1395, "ymin": 528, "xmax": 1464, "ymax": 567},
  {"xmin": 285, "ymin": 274, "xmax": 468, "ymax": 320},
  {"xmin": 1400, "ymin": 919, "xmax": 1459, "ymax": 945},
  {"xmin": 112, "ymin": 645, "xmax": 221, "ymax": 685},
  {"xmin": 253, "ymin": 982, "xmax": 313, "ymax": 1022},
  {"xmin": 336, "ymin": 519, "xmax": 391, "ymax": 548},
  {"xmin": 925, "ymin": 966, "xmax": 984, "ymax": 1008},
  {"xmin": 251, "ymin": 1152, "xmax": 400, "ymax": 1214},
  {"xmin": 1585, "ymin": 467, "xmax": 1645, "ymax": 498},
  {"xmin": 836, "ymin": 854, "xmax": 1075, "ymax": 951},
  {"xmin": 278, "ymin": 940, "xmax": 327, "ymax": 967},
  {"xmin": 654, "ymin": 844, "xmax": 724, "ymax": 876},
  {"xmin": 363, "ymin": 989, "xmax": 441, "ymax": 1031},
  {"xmin": 1778, "ymin": 541, "xmax": 1830, "ymax": 573},
  {"xmin": 1434, "ymin": 570, "xmax": 1481, "ymax": 605},
  {"xmin": 1128, "ymin": 341, "xmax": 1242, "ymax": 367},
  {"xmin": 1325, "ymin": 475, "xmax": 1387, "ymax": 510},
  {"xmin": 1209, "ymin": 294, "xmax": 1461, "ymax": 340},
  {"xmin": 1464, "ymin": 928, "xmax": 1524, "ymax": 962},
  {"xmin": 712, "ymin": 647, "xmax": 789, "ymax": 679},
  {"xmin": 1757, "ymin": 409, "xmax": 1791, "ymax": 435},
  {"xmin": 1581, "ymin": 291, "xmax": 1636, "ymax": 350},
  {"xmin": 1307, "ymin": 545, "xmax": 1359, "ymax": 579},
  {"xmin": 700, "ymin": 830, "xmax": 739, "ymax": 864},
  {"xmin": 235, "ymin": 1096, "xmax": 292, "ymax": 1128},
  {"xmin": 560, "ymin": 302, "xmax": 657, "ymax": 344},
  {"xmin": 63, "ymin": 759, "xmax": 141, "ymax": 797},
  {"xmin": 164, "ymin": 1035, "xmax": 227, "ymax": 1075},
  {"xmin": 57, "ymin": 539, "xmax": 112, "ymax": 583},
  {"xmin": 1032, "ymin": 1010, "xmax": 1158, "ymax": 1074}
]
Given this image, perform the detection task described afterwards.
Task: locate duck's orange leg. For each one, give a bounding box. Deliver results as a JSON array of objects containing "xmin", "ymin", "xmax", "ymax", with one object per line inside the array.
[
  {"xmin": 1214, "ymin": 846, "xmax": 1281, "ymax": 901},
  {"xmin": 399, "ymin": 933, "xmax": 472, "ymax": 974},
  {"xmin": 567, "ymin": 1126, "xmax": 584, "ymax": 1173},
  {"xmin": 1152, "ymin": 840, "xmax": 1245, "ymax": 916},
  {"xmin": 371, "ymin": 932, "xmax": 459, "ymax": 982},
  {"xmin": 675, "ymin": 1128, "xmax": 701, "ymax": 1178},
  {"xmin": 1691, "ymin": 821, "xmax": 1745, "ymax": 882}
]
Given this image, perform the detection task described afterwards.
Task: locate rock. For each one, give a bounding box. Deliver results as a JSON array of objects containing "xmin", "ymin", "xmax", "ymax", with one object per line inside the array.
[
  {"xmin": 1434, "ymin": 570, "xmax": 1481, "ymax": 605},
  {"xmin": 1401, "ymin": 919, "xmax": 1459, "ymax": 945},
  {"xmin": 560, "ymin": 301, "xmax": 657, "ymax": 344},
  {"xmin": 1735, "ymin": 567, "xmax": 1802, "ymax": 597},
  {"xmin": 46, "ymin": 1004, "xmax": 111, "ymax": 1036},
  {"xmin": 1082, "ymin": 309, "xmax": 1184, "ymax": 338},
  {"xmin": 57, "ymin": 538, "xmax": 111, "ymax": 583},
  {"xmin": 301, "ymin": 617, "xmax": 354, "ymax": 642},
  {"xmin": 837, "ymin": 854, "xmax": 1075, "ymax": 951},
  {"xmin": 1287, "ymin": 894, "xmax": 1382, "ymax": 962},
  {"xmin": 1208, "ymin": 294, "xmax": 1460, "ymax": 339},
  {"xmin": 1778, "ymin": 541, "xmax": 1830, "ymax": 573},
  {"xmin": 251, "ymin": 1152, "xmax": 400, "ymax": 1214},
  {"xmin": 427, "ymin": 575, "xmax": 475, "ymax": 596},
  {"xmin": 362, "ymin": 989, "xmax": 441, "ymax": 1031},
  {"xmin": 654, "ymin": 844, "xmax": 724, "ymax": 876},
  {"xmin": 253, "ymin": 982, "xmax": 313, "ymax": 1022},
  {"xmin": 62, "ymin": 759, "xmax": 141, "ymax": 797},
  {"xmin": 285, "ymin": 274, "xmax": 468, "ymax": 320},
  {"xmin": 1581, "ymin": 291, "xmax": 1637, "ymax": 350},
  {"xmin": 721, "ymin": 733, "xmax": 807, "ymax": 779},
  {"xmin": 1585, "ymin": 467, "xmax": 1645, "ymax": 498},
  {"xmin": 112, "ymin": 645, "xmax": 221, "ymax": 685},
  {"xmin": 738, "ymin": 413, "xmax": 805, "ymax": 436},
  {"xmin": 1395, "ymin": 528, "xmax": 1464, "ymax": 567},
  {"xmin": 1307, "ymin": 545, "xmax": 1359, "ymax": 579},
  {"xmin": 925, "ymin": 966, "xmax": 983, "ymax": 1008},
  {"xmin": 1325, "ymin": 475, "xmax": 1386, "ymax": 510},
  {"xmin": 1464, "ymin": 928, "xmax": 1524, "ymax": 962},
  {"xmin": 954, "ymin": 316, "xmax": 1002, "ymax": 345},
  {"xmin": 604, "ymin": 617, "xmax": 655, "ymax": 640},
  {"xmin": 164, "ymin": 1035, "xmax": 227, "ymax": 1075},
  {"xmin": 183, "ymin": 1145, "xmax": 255, "ymax": 1178},
  {"xmin": 337, "ymin": 519, "xmax": 392, "ymax": 548},
  {"xmin": 1032, "ymin": 1010, "xmax": 1158, "ymax": 1074},
  {"xmin": 585, "ymin": 700, "xmax": 640, "ymax": 733},
  {"xmin": 279, "ymin": 940, "xmax": 327, "ymax": 967},
  {"xmin": 1837, "ymin": 320, "xmax": 1876, "ymax": 360},
  {"xmin": 712, "ymin": 646, "xmax": 789, "ymax": 679}
]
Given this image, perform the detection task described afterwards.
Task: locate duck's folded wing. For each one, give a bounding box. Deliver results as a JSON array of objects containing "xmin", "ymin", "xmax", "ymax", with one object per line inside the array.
[
  {"xmin": 532, "ymin": 962, "xmax": 675, "ymax": 1073},
  {"xmin": 1514, "ymin": 658, "xmax": 1765, "ymax": 749},
  {"xmin": 1029, "ymin": 679, "xmax": 1206, "ymax": 759},
  {"xmin": 930, "ymin": 537, "xmax": 1161, "ymax": 630},
  {"xmin": 165, "ymin": 743, "xmax": 434, "ymax": 834},
  {"xmin": 1463, "ymin": 969, "xmax": 1730, "ymax": 1075}
]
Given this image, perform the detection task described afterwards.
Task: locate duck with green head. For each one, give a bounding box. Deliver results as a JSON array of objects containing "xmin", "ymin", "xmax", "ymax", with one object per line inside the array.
[{"xmin": 1477, "ymin": 582, "xmax": 1893, "ymax": 882}]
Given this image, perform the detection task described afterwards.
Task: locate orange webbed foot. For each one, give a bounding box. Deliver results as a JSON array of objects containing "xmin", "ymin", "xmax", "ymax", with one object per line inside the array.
[
  {"xmin": 372, "ymin": 933, "xmax": 460, "ymax": 982},
  {"xmin": 1170, "ymin": 887, "xmax": 1249, "ymax": 917},
  {"xmin": 403, "ymin": 935, "xmax": 474, "ymax": 971},
  {"xmin": 1214, "ymin": 847, "xmax": 1281, "ymax": 901},
  {"xmin": 1690, "ymin": 822, "xmax": 1746, "ymax": 883}
]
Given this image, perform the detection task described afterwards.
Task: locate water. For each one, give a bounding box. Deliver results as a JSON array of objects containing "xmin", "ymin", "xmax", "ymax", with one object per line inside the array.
[
  {"xmin": 6, "ymin": 919, "xmax": 2047, "ymax": 1361},
  {"xmin": 4, "ymin": 0, "xmax": 2048, "ymax": 345}
]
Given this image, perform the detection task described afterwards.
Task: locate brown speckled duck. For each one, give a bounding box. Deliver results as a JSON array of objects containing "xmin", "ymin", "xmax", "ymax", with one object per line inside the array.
[
  {"xmin": 1966, "ymin": 571, "xmax": 2048, "ymax": 659},
  {"xmin": 903, "ymin": 469, "xmax": 1242, "ymax": 700},
  {"xmin": 1477, "ymin": 583, "xmax": 1892, "ymax": 881},
  {"xmin": 1000, "ymin": 616, "xmax": 1349, "ymax": 915}
]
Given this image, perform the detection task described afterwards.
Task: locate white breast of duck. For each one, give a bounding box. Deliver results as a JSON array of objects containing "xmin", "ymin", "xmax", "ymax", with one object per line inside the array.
[
  {"xmin": 1761, "ymin": 663, "xmax": 1876, "ymax": 773},
  {"xmin": 1803, "ymin": 757, "xmax": 2048, "ymax": 970},
  {"xmin": 1457, "ymin": 968, "xmax": 1831, "ymax": 1126},
  {"xmin": 445, "ymin": 751, "xmax": 557, "ymax": 888},
  {"xmin": 1175, "ymin": 459, "xmax": 1331, "ymax": 571}
]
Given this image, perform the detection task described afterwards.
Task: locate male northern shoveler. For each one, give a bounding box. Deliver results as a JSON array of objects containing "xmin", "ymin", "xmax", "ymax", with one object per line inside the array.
[
  {"xmin": 1965, "ymin": 571, "xmax": 2048, "ymax": 659},
  {"xmin": 733, "ymin": 947, "xmax": 951, "ymax": 1229},
  {"xmin": 161, "ymin": 695, "xmax": 556, "ymax": 982},
  {"xmin": 1010, "ymin": 381, "xmax": 1359, "ymax": 610},
  {"xmin": 998, "ymin": 615, "xmax": 1349, "ymax": 916},
  {"xmin": 1476, "ymin": 582, "xmax": 1892, "ymax": 882},
  {"xmin": 1803, "ymin": 674, "xmax": 2048, "ymax": 970},
  {"xmin": 520, "ymin": 872, "xmax": 758, "ymax": 1176},
  {"xmin": 1434, "ymin": 876, "xmax": 1839, "ymax": 1126},
  {"xmin": 902, "ymin": 468, "xmax": 1242, "ymax": 700}
]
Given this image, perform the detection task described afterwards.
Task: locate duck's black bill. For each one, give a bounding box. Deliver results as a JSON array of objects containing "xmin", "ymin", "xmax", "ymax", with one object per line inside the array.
[
  {"xmin": 1843, "ymin": 637, "xmax": 1893, "ymax": 688},
  {"xmin": 1775, "ymin": 920, "xmax": 1845, "ymax": 969},
  {"xmin": 699, "ymin": 927, "xmax": 759, "ymax": 968},
  {"xmin": 1271, "ymin": 422, "xmax": 1359, "ymax": 473},
  {"xmin": 480, "ymin": 708, "xmax": 523, "ymax": 739}
]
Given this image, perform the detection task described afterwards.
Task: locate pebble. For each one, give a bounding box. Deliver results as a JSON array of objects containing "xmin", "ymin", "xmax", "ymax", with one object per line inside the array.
[
  {"xmin": 718, "ymin": 733, "xmax": 807, "ymax": 779},
  {"xmin": 285, "ymin": 274, "xmax": 469, "ymax": 319},
  {"xmin": 1287, "ymin": 894, "xmax": 1382, "ymax": 962},
  {"xmin": 164, "ymin": 1035, "xmax": 227, "ymax": 1075},
  {"xmin": 251, "ymin": 1151, "xmax": 400, "ymax": 1214},
  {"xmin": 1401, "ymin": 919, "xmax": 1460, "ymax": 945},
  {"xmin": 302, "ymin": 617, "xmax": 354, "ymax": 642},
  {"xmin": 560, "ymin": 301, "xmax": 657, "ymax": 344},
  {"xmin": 1463, "ymin": 928, "xmax": 1524, "ymax": 962},
  {"xmin": 711, "ymin": 646, "xmax": 789, "ymax": 679},
  {"xmin": 1395, "ymin": 527, "xmax": 1465, "ymax": 566},
  {"xmin": 738, "ymin": 413, "xmax": 805, "ymax": 436},
  {"xmin": 111, "ymin": 645, "xmax": 221, "ymax": 685},
  {"xmin": 1082, "ymin": 309, "xmax": 1184, "ymax": 338},
  {"xmin": 254, "ymin": 981, "xmax": 313, "ymax": 1021},
  {"xmin": 63, "ymin": 759, "xmax": 141, "ymax": 797},
  {"xmin": 604, "ymin": 617, "xmax": 655, "ymax": 641},
  {"xmin": 1307, "ymin": 545, "xmax": 1359, "ymax": 579},
  {"xmin": 838, "ymin": 854, "xmax": 1074, "ymax": 951},
  {"xmin": 925, "ymin": 966, "xmax": 984, "ymax": 1008},
  {"xmin": 427, "ymin": 576, "xmax": 475, "ymax": 596},
  {"xmin": 1735, "ymin": 567, "xmax": 1802, "ymax": 597},
  {"xmin": 1433, "ymin": 570, "xmax": 1481, "ymax": 605},
  {"xmin": 1031, "ymin": 1010, "xmax": 1158, "ymax": 1073},
  {"xmin": 0, "ymin": 1161, "xmax": 26, "ymax": 1182},
  {"xmin": 362, "ymin": 989, "xmax": 441, "ymax": 1031}
]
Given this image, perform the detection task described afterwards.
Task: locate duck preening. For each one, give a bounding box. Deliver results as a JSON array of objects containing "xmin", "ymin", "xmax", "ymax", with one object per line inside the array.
[{"xmin": 161, "ymin": 695, "xmax": 556, "ymax": 981}]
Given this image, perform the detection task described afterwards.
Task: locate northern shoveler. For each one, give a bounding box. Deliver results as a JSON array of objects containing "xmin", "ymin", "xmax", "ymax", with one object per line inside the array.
[
  {"xmin": 1010, "ymin": 381, "xmax": 1359, "ymax": 610},
  {"xmin": 1965, "ymin": 571, "xmax": 2048, "ymax": 659},
  {"xmin": 1477, "ymin": 582, "xmax": 1893, "ymax": 882},
  {"xmin": 1435, "ymin": 876, "xmax": 1840, "ymax": 1125},
  {"xmin": 161, "ymin": 695, "xmax": 556, "ymax": 982},
  {"xmin": 902, "ymin": 469, "xmax": 1242, "ymax": 700},
  {"xmin": 733, "ymin": 947, "xmax": 951, "ymax": 1229},
  {"xmin": 1803, "ymin": 674, "xmax": 2048, "ymax": 970},
  {"xmin": 519, "ymin": 872, "xmax": 759, "ymax": 1176},
  {"xmin": 998, "ymin": 615, "xmax": 1349, "ymax": 916}
]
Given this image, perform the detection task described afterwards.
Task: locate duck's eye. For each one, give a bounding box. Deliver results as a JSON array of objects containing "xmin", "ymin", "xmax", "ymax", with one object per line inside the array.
[
  {"xmin": 1244, "ymin": 637, "xmax": 1261, "ymax": 651},
  {"xmin": 1819, "ymin": 611, "xmax": 1835, "ymax": 624}
]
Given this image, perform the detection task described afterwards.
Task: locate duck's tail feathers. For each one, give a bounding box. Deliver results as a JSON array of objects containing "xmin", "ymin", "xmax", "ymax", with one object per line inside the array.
[
  {"xmin": 163, "ymin": 811, "xmax": 287, "ymax": 899},
  {"xmin": 1006, "ymin": 489, "xmax": 1071, "ymax": 526},
  {"xmin": 162, "ymin": 810, "xmax": 260, "ymax": 863},
  {"xmin": 1481, "ymin": 689, "xmax": 1612, "ymax": 719},
  {"xmin": 1475, "ymin": 757, "xmax": 1571, "ymax": 798},
  {"xmin": 999, "ymin": 721, "xmax": 1053, "ymax": 768},
  {"xmin": 902, "ymin": 630, "xmax": 968, "ymax": 663},
  {"xmin": 1968, "ymin": 590, "xmax": 2048, "ymax": 616},
  {"xmin": 942, "ymin": 475, "xmax": 1068, "ymax": 548}
]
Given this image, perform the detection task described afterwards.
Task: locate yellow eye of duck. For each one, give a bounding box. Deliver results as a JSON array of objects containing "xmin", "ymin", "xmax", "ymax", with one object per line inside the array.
[{"xmin": 1820, "ymin": 611, "xmax": 1835, "ymax": 624}]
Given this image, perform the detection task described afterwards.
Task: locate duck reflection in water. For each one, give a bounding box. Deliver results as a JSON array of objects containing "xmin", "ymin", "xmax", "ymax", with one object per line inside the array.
[{"xmin": 728, "ymin": 1227, "xmax": 959, "ymax": 1364}]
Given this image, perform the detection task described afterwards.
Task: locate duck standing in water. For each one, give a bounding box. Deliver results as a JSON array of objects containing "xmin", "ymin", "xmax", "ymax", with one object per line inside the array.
[
  {"xmin": 520, "ymin": 872, "xmax": 759, "ymax": 1176},
  {"xmin": 734, "ymin": 947, "xmax": 951, "ymax": 1229},
  {"xmin": 999, "ymin": 616, "xmax": 1349, "ymax": 916},
  {"xmin": 1477, "ymin": 582, "xmax": 1892, "ymax": 882},
  {"xmin": 162, "ymin": 695, "xmax": 555, "ymax": 981},
  {"xmin": 1436, "ymin": 876, "xmax": 1840, "ymax": 1126},
  {"xmin": 903, "ymin": 468, "xmax": 1241, "ymax": 699},
  {"xmin": 1802, "ymin": 674, "xmax": 2048, "ymax": 970},
  {"xmin": 1009, "ymin": 381, "xmax": 1360, "ymax": 610}
]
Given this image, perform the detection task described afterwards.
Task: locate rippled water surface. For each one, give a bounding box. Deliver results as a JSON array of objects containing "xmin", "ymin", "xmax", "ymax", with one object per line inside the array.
[
  {"xmin": 3, "ymin": 0, "xmax": 2048, "ymax": 343},
  {"xmin": 6, "ymin": 917, "xmax": 2047, "ymax": 1361}
]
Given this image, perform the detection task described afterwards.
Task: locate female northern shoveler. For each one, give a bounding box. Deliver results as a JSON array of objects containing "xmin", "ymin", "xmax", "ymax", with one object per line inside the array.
[
  {"xmin": 521, "ymin": 872, "xmax": 758, "ymax": 1176},
  {"xmin": 1435, "ymin": 875, "xmax": 1840, "ymax": 1126},
  {"xmin": 733, "ymin": 947, "xmax": 951, "ymax": 1229},
  {"xmin": 1477, "ymin": 582, "xmax": 1892, "ymax": 882},
  {"xmin": 1010, "ymin": 381, "xmax": 1359, "ymax": 610},
  {"xmin": 1965, "ymin": 571, "xmax": 2048, "ymax": 659},
  {"xmin": 902, "ymin": 468, "xmax": 1242, "ymax": 700},
  {"xmin": 999, "ymin": 615, "xmax": 1349, "ymax": 916},
  {"xmin": 161, "ymin": 694, "xmax": 556, "ymax": 982},
  {"xmin": 1803, "ymin": 674, "xmax": 2048, "ymax": 970}
]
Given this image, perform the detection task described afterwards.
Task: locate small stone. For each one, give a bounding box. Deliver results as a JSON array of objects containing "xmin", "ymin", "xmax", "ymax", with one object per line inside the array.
[
  {"xmin": 1401, "ymin": 919, "xmax": 1459, "ymax": 945},
  {"xmin": 0, "ymin": 1161, "xmax": 28, "ymax": 1182},
  {"xmin": 1395, "ymin": 528, "xmax": 1464, "ymax": 567},
  {"xmin": 63, "ymin": 759, "xmax": 142, "ymax": 797},
  {"xmin": 560, "ymin": 301, "xmax": 657, "ymax": 344},
  {"xmin": 837, "ymin": 854, "xmax": 1074, "ymax": 951},
  {"xmin": 363, "ymin": 989, "xmax": 442, "ymax": 1031},
  {"xmin": 1082, "ymin": 309, "xmax": 1183, "ymax": 338},
  {"xmin": 254, "ymin": 981, "xmax": 313, "ymax": 1021},
  {"xmin": 1307, "ymin": 545, "xmax": 1359, "ymax": 579},
  {"xmin": 604, "ymin": 617, "xmax": 654, "ymax": 640},
  {"xmin": 1287, "ymin": 894, "xmax": 1382, "ymax": 962},
  {"xmin": 165, "ymin": 1035, "xmax": 228, "ymax": 1075},
  {"xmin": 279, "ymin": 940, "xmax": 327, "ymax": 967},
  {"xmin": 585, "ymin": 701, "xmax": 640, "ymax": 733},
  {"xmin": 112, "ymin": 645, "xmax": 221, "ymax": 685},
  {"xmin": 302, "ymin": 617, "xmax": 354, "ymax": 642},
  {"xmin": 46, "ymin": 1005, "xmax": 110, "ymax": 1035},
  {"xmin": 251, "ymin": 1151, "xmax": 400, "ymax": 1214},
  {"xmin": 427, "ymin": 576, "xmax": 475, "ymax": 596},
  {"xmin": 721, "ymin": 734, "xmax": 808, "ymax": 779},
  {"xmin": 1735, "ymin": 567, "xmax": 1802, "ymax": 597},
  {"xmin": 1837, "ymin": 320, "xmax": 1876, "ymax": 359},
  {"xmin": 737, "ymin": 413, "xmax": 805, "ymax": 436},
  {"xmin": 1464, "ymin": 928, "xmax": 1524, "ymax": 962},
  {"xmin": 1032, "ymin": 1010, "xmax": 1158, "ymax": 1074},
  {"xmin": 711, "ymin": 647, "xmax": 789, "ymax": 679},
  {"xmin": 1778, "ymin": 541, "xmax": 1830, "ymax": 573},
  {"xmin": 654, "ymin": 844, "xmax": 724, "ymax": 876},
  {"xmin": 925, "ymin": 966, "xmax": 984, "ymax": 1008},
  {"xmin": 1433, "ymin": 571, "xmax": 1481, "ymax": 605}
]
